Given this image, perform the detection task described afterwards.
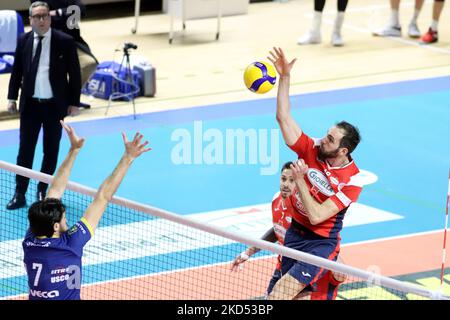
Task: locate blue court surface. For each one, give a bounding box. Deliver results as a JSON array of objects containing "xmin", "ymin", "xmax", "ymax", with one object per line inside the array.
[{"xmin": 0, "ymin": 76, "xmax": 449, "ymax": 245}]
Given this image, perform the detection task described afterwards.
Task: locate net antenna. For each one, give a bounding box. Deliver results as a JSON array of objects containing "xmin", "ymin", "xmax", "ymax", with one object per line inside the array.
[{"xmin": 440, "ymin": 169, "xmax": 450, "ymax": 292}]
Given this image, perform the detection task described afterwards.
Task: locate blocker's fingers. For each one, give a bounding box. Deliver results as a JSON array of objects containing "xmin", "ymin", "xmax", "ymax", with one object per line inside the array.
[{"xmin": 122, "ymin": 132, "xmax": 128, "ymax": 144}]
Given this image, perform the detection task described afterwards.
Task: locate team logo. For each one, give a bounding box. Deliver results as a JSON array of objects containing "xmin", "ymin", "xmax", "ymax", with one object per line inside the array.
[
  {"xmin": 307, "ymin": 169, "xmax": 334, "ymax": 196},
  {"xmin": 301, "ymin": 271, "xmax": 311, "ymax": 278}
]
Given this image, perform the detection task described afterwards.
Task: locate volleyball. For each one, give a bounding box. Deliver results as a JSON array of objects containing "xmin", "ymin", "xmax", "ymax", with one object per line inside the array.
[{"xmin": 243, "ymin": 61, "xmax": 277, "ymax": 94}]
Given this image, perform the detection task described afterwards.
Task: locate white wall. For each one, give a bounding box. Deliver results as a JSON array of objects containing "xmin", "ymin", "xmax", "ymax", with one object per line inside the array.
[{"xmin": 163, "ymin": 0, "xmax": 250, "ymax": 16}]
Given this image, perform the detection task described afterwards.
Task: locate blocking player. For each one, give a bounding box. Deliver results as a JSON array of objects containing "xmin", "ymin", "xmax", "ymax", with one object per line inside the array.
[
  {"xmin": 266, "ymin": 47, "xmax": 362, "ymax": 300},
  {"xmin": 22, "ymin": 120, "xmax": 151, "ymax": 300}
]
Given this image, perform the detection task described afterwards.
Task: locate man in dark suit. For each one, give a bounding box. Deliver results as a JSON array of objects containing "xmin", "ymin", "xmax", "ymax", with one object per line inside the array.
[
  {"xmin": 31, "ymin": 0, "xmax": 99, "ymax": 111},
  {"xmin": 6, "ymin": 1, "xmax": 81, "ymax": 210}
]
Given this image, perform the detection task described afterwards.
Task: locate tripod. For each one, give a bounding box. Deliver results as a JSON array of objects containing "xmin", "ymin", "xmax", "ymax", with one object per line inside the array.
[{"xmin": 105, "ymin": 47, "xmax": 138, "ymax": 119}]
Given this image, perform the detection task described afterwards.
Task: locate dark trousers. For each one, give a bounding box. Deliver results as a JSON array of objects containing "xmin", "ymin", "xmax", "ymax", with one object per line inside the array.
[{"xmin": 16, "ymin": 98, "xmax": 64, "ymax": 195}]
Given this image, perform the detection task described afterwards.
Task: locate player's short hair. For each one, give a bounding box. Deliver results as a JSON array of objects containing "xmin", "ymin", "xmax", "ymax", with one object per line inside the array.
[
  {"xmin": 28, "ymin": 198, "xmax": 66, "ymax": 237},
  {"xmin": 281, "ymin": 161, "xmax": 293, "ymax": 172},
  {"xmin": 336, "ymin": 121, "xmax": 361, "ymax": 155},
  {"xmin": 29, "ymin": 1, "xmax": 50, "ymax": 16}
]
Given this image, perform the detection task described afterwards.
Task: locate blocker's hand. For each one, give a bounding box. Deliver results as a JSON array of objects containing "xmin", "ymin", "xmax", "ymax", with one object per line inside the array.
[{"xmin": 60, "ymin": 120, "xmax": 85, "ymax": 150}]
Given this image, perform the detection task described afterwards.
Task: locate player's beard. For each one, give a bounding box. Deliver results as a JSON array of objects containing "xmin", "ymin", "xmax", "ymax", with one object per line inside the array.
[
  {"xmin": 280, "ymin": 188, "xmax": 291, "ymax": 198},
  {"xmin": 318, "ymin": 145, "xmax": 340, "ymax": 161}
]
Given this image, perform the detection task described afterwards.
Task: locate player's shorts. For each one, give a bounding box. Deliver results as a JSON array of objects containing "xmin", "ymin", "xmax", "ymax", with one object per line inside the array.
[
  {"xmin": 265, "ymin": 268, "xmax": 282, "ymax": 297},
  {"xmin": 281, "ymin": 219, "xmax": 340, "ymax": 286}
]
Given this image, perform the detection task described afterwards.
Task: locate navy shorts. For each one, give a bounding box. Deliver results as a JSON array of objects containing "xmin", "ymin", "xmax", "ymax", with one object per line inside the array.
[
  {"xmin": 265, "ymin": 268, "xmax": 282, "ymax": 297},
  {"xmin": 281, "ymin": 221, "xmax": 340, "ymax": 286}
]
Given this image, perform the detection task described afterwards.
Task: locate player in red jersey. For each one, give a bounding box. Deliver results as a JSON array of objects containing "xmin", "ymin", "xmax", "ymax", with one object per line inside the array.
[
  {"xmin": 231, "ymin": 161, "xmax": 347, "ymax": 300},
  {"xmin": 231, "ymin": 161, "xmax": 296, "ymax": 296},
  {"xmin": 267, "ymin": 47, "xmax": 362, "ymax": 300}
]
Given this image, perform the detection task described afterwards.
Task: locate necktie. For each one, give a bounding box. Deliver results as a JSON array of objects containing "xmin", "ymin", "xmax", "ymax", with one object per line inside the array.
[{"xmin": 29, "ymin": 36, "xmax": 44, "ymax": 97}]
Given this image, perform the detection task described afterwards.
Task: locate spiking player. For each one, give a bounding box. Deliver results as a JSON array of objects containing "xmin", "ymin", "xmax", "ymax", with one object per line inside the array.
[
  {"xmin": 23, "ymin": 121, "xmax": 151, "ymax": 300},
  {"xmin": 267, "ymin": 47, "xmax": 363, "ymax": 300}
]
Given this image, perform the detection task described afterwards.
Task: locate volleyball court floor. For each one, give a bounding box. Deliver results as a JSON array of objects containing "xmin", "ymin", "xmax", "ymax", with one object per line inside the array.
[{"xmin": 0, "ymin": 74, "xmax": 449, "ymax": 299}]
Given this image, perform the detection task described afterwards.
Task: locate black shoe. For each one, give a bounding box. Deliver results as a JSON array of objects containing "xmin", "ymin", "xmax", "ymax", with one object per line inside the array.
[
  {"xmin": 6, "ymin": 193, "xmax": 26, "ymax": 210},
  {"xmin": 37, "ymin": 190, "xmax": 46, "ymax": 202},
  {"xmin": 79, "ymin": 102, "xmax": 91, "ymax": 109}
]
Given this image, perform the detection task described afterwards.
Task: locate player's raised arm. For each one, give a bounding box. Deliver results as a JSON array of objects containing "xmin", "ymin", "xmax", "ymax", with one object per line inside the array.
[
  {"xmin": 46, "ymin": 121, "xmax": 85, "ymax": 199},
  {"xmin": 82, "ymin": 132, "xmax": 151, "ymax": 233},
  {"xmin": 268, "ymin": 47, "xmax": 302, "ymax": 146}
]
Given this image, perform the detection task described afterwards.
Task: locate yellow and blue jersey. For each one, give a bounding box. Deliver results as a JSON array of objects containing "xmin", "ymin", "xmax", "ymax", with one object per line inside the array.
[{"xmin": 22, "ymin": 218, "xmax": 93, "ymax": 300}]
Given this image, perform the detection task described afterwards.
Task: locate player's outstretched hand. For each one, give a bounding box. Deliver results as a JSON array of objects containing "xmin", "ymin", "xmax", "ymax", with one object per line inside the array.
[
  {"xmin": 268, "ymin": 47, "xmax": 297, "ymax": 77},
  {"xmin": 60, "ymin": 120, "xmax": 85, "ymax": 150},
  {"xmin": 122, "ymin": 132, "xmax": 152, "ymax": 160}
]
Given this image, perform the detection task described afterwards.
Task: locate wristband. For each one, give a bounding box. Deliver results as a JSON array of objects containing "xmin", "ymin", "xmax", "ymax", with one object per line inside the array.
[{"xmin": 240, "ymin": 252, "xmax": 249, "ymax": 260}]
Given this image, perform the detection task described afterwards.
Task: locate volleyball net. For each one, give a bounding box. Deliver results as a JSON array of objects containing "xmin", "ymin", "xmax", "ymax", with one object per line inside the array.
[{"xmin": 0, "ymin": 160, "xmax": 448, "ymax": 300}]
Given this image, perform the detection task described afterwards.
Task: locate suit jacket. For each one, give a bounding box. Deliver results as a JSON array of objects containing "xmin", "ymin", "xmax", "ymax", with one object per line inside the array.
[{"xmin": 8, "ymin": 29, "xmax": 81, "ymax": 118}]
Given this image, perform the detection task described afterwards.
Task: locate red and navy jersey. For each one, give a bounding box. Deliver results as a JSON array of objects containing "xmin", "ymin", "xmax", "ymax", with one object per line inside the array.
[
  {"xmin": 288, "ymin": 133, "xmax": 363, "ymax": 238},
  {"xmin": 22, "ymin": 218, "xmax": 93, "ymax": 300},
  {"xmin": 271, "ymin": 192, "xmax": 294, "ymax": 270},
  {"xmin": 310, "ymin": 270, "xmax": 344, "ymax": 300}
]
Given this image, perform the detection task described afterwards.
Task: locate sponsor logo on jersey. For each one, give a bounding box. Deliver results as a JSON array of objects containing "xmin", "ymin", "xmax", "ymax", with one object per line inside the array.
[
  {"xmin": 307, "ymin": 169, "xmax": 334, "ymax": 196},
  {"xmin": 76, "ymin": 222, "xmax": 87, "ymax": 234},
  {"xmin": 51, "ymin": 274, "xmax": 70, "ymax": 283},
  {"xmin": 25, "ymin": 241, "xmax": 51, "ymax": 248},
  {"xmin": 29, "ymin": 289, "xmax": 60, "ymax": 299}
]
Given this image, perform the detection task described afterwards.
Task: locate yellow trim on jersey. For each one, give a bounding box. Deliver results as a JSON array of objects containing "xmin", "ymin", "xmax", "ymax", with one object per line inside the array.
[
  {"xmin": 36, "ymin": 234, "xmax": 60, "ymax": 239},
  {"xmin": 81, "ymin": 217, "xmax": 94, "ymax": 237}
]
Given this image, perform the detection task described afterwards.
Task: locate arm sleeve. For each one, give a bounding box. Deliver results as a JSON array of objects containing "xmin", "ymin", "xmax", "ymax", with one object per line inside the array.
[
  {"xmin": 66, "ymin": 218, "xmax": 93, "ymax": 255},
  {"xmin": 329, "ymin": 185, "xmax": 362, "ymax": 211},
  {"xmin": 287, "ymin": 133, "xmax": 314, "ymax": 158}
]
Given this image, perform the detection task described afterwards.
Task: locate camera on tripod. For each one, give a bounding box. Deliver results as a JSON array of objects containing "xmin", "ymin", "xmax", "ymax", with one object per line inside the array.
[{"xmin": 123, "ymin": 42, "xmax": 138, "ymax": 52}]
